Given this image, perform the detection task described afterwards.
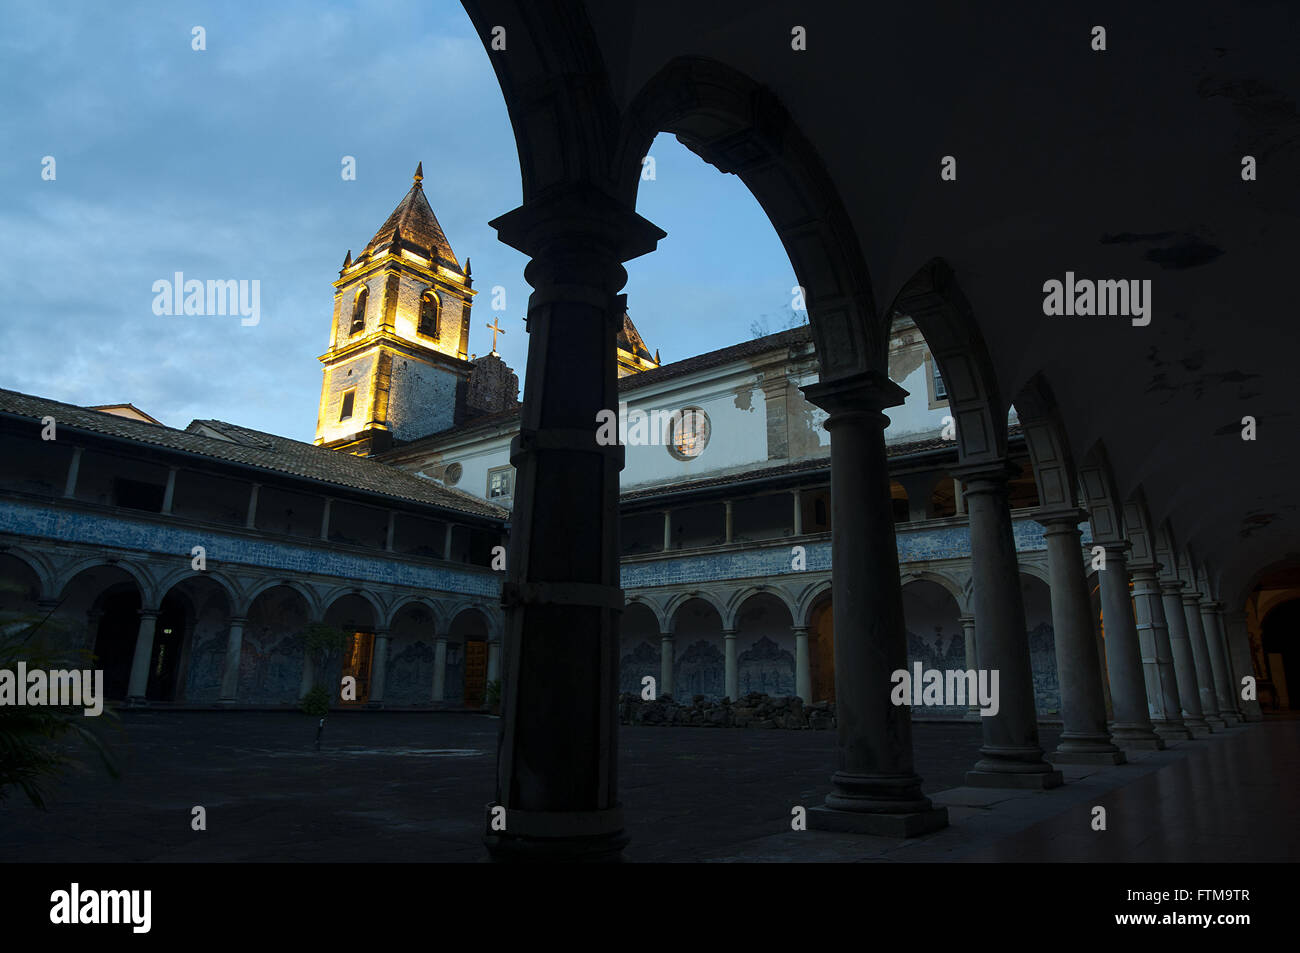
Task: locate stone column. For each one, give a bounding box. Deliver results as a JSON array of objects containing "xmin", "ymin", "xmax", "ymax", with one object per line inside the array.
[
  {"xmin": 723, "ymin": 501, "xmax": 733, "ymax": 544},
  {"xmin": 792, "ymin": 490, "xmax": 803, "ymax": 536},
  {"xmin": 385, "ymin": 512, "xmax": 396, "ymax": 552},
  {"xmin": 245, "ymin": 483, "xmax": 260, "ymax": 529},
  {"xmin": 320, "ymin": 498, "xmax": 332, "ymax": 541},
  {"xmin": 723, "ymin": 628, "xmax": 738, "ymax": 700},
  {"xmin": 218, "ymin": 616, "xmax": 247, "ymax": 704},
  {"xmin": 432, "ymin": 635, "xmax": 448, "ymax": 702},
  {"xmin": 799, "ymin": 370, "xmax": 948, "ymax": 835},
  {"xmin": 443, "ymin": 523, "xmax": 454, "ymax": 561},
  {"xmin": 1222, "ymin": 610, "xmax": 1263, "ymax": 722},
  {"xmin": 954, "ymin": 462, "xmax": 1063, "ymax": 788},
  {"xmin": 793, "ymin": 625, "xmax": 811, "ymax": 702},
  {"xmin": 662, "ymin": 510, "xmax": 672, "ymax": 552},
  {"xmin": 487, "ymin": 639, "xmax": 501, "ymax": 685},
  {"xmin": 1159, "ymin": 580, "xmax": 1211, "ymax": 736},
  {"xmin": 1098, "ymin": 543, "xmax": 1164, "ymax": 750},
  {"xmin": 63, "ymin": 446, "xmax": 83, "ymax": 498},
  {"xmin": 485, "ymin": 185, "xmax": 664, "ymax": 861},
  {"xmin": 1183, "ymin": 592, "xmax": 1225, "ymax": 728},
  {"xmin": 959, "ymin": 615, "xmax": 981, "ymax": 721},
  {"xmin": 162, "ymin": 467, "xmax": 178, "ymax": 515},
  {"xmin": 125, "ymin": 609, "xmax": 160, "ymax": 703},
  {"xmin": 1200, "ymin": 602, "xmax": 1240, "ymax": 725},
  {"xmin": 1130, "ymin": 565, "xmax": 1191, "ymax": 740},
  {"xmin": 368, "ymin": 630, "xmax": 389, "ymax": 707},
  {"xmin": 1037, "ymin": 511, "xmax": 1125, "ymax": 764},
  {"xmin": 659, "ymin": 630, "xmax": 674, "ymax": 699}
]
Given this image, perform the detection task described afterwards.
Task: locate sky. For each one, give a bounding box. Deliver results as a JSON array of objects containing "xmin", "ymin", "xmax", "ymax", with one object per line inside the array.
[{"xmin": 0, "ymin": 0, "xmax": 799, "ymax": 443}]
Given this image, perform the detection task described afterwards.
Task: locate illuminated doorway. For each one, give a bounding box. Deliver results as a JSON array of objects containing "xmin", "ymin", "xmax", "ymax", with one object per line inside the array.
[
  {"xmin": 809, "ymin": 597, "xmax": 835, "ymax": 703},
  {"xmin": 340, "ymin": 631, "xmax": 375, "ymax": 705},
  {"xmin": 464, "ymin": 639, "xmax": 487, "ymax": 708}
]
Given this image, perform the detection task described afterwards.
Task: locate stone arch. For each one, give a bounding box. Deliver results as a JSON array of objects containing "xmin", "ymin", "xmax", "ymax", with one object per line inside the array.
[
  {"xmin": 1013, "ymin": 373, "xmax": 1082, "ymax": 513},
  {"xmin": 732, "ymin": 590, "xmax": 797, "ymax": 698},
  {"xmin": 794, "ymin": 579, "xmax": 833, "ymax": 628},
  {"xmin": 320, "ymin": 587, "xmax": 384, "ymax": 628},
  {"xmin": 0, "ymin": 545, "xmax": 56, "ymax": 601},
  {"xmin": 624, "ymin": 594, "xmax": 668, "ymax": 632},
  {"xmin": 617, "ymin": 55, "xmax": 882, "ymax": 379},
  {"xmin": 55, "ymin": 556, "xmax": 155, "ymax": 608},
  {"xmin": 240, "ymin": 583, "xmax": 313, "ymax": 706},
  {"xmin": 890, "ymin": 259, "xmax": 1005, "ymax": 466},
  {"xmin": 154, "ymin": 566, "xmax": 239, "ymax": 616},
  {"xmin": 448, "ymin": 605, "xmax": 493, "ymax": 707},
  {"xmin": 1020, "ymin": 572, "xmax": 1062, "ymax": 715},
  {"xmin": 156, "ymin": 572, "xmax": 237, "ymax": 704},
  {"xmin": 620, "ymin": 600, "xmax": 663, "ymax": 696},
  {"xmin": 899, "ymin": 569, "xmax": 968, "ymax": 615},
  {"xmin": 384, "ymin": 594, "xmax": 447, "ymax": 632},
  {"xmin": 669, "ymin": 595, "xmax": 726, "ymax": 703},
  {"xmin": 1078, "ymin": 441, "xmax": 1128, "ymax": 546},
  {"xmin": 900, "ymin": 576, "xmax": 967, "ymax": 711},
  {"xmin": 664, "ymin": 589, "xmax": 727, "ymax": 631},
  {"xmin": 463, "ymin": 0, "xmax": 623, "ymax": 200},
  {"xmin": 723, "ymin": 585, "xmax": 796, "ymax": 631},
  {"xmin": 237, "ymin": 577, "xmax": 321, "ymax": 621}
]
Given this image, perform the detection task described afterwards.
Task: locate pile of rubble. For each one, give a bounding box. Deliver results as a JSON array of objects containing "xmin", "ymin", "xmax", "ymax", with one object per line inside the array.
[{"xmin": 618, "ymin": 692, "xmax": 835, "ymax": 730}]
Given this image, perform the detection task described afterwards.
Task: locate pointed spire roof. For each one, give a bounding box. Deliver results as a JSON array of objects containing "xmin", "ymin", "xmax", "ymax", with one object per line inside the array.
[
  {"xmin": 616, "ymin": 312, "xmax": 654, "ymax": 362},
  {"xmin": 362, "ymin": 163, "xmax": 461, "ymax": 271}
]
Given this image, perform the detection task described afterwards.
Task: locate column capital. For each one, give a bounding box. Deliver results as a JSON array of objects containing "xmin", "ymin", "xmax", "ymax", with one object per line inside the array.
[
  {"xmin": 228, "ymin": 616, "xmax": 248, "ymax": 627},
  {"xmin": 949, "ymin": 459, "xmax": 1019, "ymax": 491},
  {"xmin": 791, "ymin": 625, "xmax": 809, "ymax": 635},
  {"xmin": 958, "ymin": 614, "xmax": 975, "ymax": 626},
  {"xmin": 1099, "ymin": 539, "xmax": 1133, "ymax": 558},
  {"xmin": 138, "ymin": 608, "xmax": 161, "ymax": 621},
  {"xmin": 800, "ymin": 370, "xmax": 907, "ymax": 417},
  {"xmin": 489, "ymin": 183, "xmax": 665, "ymax": 265},
  {"xmin": 722, "ymin": 628, "xmax": 737, "ymax": 638},
  {"xmin": 1128, "ymin": 562, "xmax": 1163, "ymax": 581},
  {"xmin": 1159, "ymin": 578, "xmax": 1186, "ymax": 594},
  {"xmin": 1201, "ymin": 601, "xmax": 1224, "ymax": 613},
  {"xmin": 1032, "ymin": 506, "xmax": 1089, "ymax": 531}
]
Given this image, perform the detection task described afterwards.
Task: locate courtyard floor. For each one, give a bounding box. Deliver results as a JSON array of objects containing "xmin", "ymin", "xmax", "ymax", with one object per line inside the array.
[{"xmin": 1, "ymin": 712, "xmax": 1294, "ymax": 862}]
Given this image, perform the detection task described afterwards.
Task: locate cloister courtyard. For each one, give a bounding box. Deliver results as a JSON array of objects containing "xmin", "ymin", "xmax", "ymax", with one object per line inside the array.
[{"xmin": 3, "ymin": 712, "xmax": 1294, "ymax": 863}]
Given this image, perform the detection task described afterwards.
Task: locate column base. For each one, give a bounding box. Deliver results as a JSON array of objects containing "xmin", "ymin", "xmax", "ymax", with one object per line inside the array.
[
  {"xmin": 1049, "ymin": 748, "xmax": 1127, "ymax": 765},
  {"xmin": 123, "ymin": 696, "xmax": 149, "ymax": 709},
  {"xmin": 365, "ymin": 700, "xmax": 385, "ymax": 710},
  {"xmin": 1218, "ymin": 712, "xmax": 1242, "ymax": 726},
  {"xmin": 1185, "ymin": 722, "xmax": 1213, "ymax": 737},
  {"xmin": 965, "ymin": 767, "xmax": 1064, "ymax": 789},
  {"xmin": 1203, "ymin": 714, "xmax": 1227, "ymax": 730},
  {"xmin": 215, "ymin": 698, "xmax": 239, "ymax": 708},
  {"xmin": 807, "ymin": 804, "xmax": 949, "ymax": 838},
  {"xmin": 1154, "ymin": 722, "xmax": 1193, "ymax": 741},
  {"xmin": 484, "ymin": 805, "xmax": 628, "ymax": 862},
  {"xmin": 1113, "ymin": 737, "xmax": 1166, "ymax": 751}
]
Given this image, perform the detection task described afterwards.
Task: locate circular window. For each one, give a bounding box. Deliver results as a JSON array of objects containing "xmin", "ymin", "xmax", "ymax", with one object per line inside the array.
[
  {"xmin": 667, "ymin": 407, "xmax": 710, "ymax": 460},
  {"xmin": 444, "ymin": 462, "xmax": 463, "ymax": 486}
]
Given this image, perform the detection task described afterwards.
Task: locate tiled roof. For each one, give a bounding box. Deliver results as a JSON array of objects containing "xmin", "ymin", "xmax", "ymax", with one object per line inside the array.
[
  {"xmin": 617, "ymin": 324, "xmax": 812, "ymax": 392},
  {"xmin": 0, "ymin": 388, "xmax": 507, "ymax": 520}
]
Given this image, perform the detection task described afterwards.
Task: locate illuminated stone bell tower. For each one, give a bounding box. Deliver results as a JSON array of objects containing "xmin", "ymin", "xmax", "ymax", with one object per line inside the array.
[{"xmin": 315, "ymin": 163, "xmax": 477, "ymax": 454}]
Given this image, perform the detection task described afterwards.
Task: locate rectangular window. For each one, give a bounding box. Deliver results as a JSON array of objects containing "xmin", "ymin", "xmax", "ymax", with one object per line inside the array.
[
  {"xmin": 487, "ymin": 466, "xmax": 514, "ymax": 500},
  {"xmin": 339, "ymin": 389, "xmax": 356, "ymax": 421},
  {"xmin": 933, "ymin": 364, "xmax": 948, "ymax": 399}
]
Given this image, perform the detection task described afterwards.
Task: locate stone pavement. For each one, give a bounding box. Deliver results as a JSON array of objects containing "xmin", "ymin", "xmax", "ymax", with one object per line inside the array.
[{"xmin": 0, "ymin": 711, "xmax": 1291, "ymax": 862}]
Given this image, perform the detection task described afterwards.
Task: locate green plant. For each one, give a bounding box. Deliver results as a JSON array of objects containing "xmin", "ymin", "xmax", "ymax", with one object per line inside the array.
[
  {"xmin": 299, "ymin": 685, "xmax": 331, "ymax": 716},
  {"xmin": 485, "ymin": 679, "xmax": 501, "ymax": 707},
  {"xmin": 0, "ymin": 599, "xmax": 121, "ymax": 810},
  {"xmin": 301, "ymin": 622, "xmax": 349, "ymax": 663}
]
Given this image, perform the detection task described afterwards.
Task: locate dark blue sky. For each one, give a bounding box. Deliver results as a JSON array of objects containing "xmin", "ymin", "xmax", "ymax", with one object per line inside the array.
[{"xmin": 1, "ymin": 0, "xmax": 797, "ymax": 442}]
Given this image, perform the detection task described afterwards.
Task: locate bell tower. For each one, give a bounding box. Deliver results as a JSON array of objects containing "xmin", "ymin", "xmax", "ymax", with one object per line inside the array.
[{"xmin": 315, "ymin": 163, "xmax": 477, "ymax": 454}]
